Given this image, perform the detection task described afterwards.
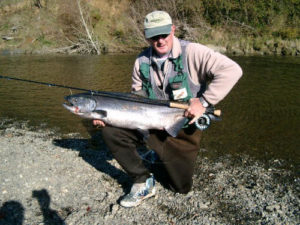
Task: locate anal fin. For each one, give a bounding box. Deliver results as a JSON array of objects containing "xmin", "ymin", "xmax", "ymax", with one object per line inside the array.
[{"xmin": 165, "ymin": 117, "xmax": 188, "ymax": 137}]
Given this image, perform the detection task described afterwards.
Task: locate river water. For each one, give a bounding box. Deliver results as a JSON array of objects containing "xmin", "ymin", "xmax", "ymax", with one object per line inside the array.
[{"xmin": 0, "ymin": 54, "xmax": 299, "ymax": 167}]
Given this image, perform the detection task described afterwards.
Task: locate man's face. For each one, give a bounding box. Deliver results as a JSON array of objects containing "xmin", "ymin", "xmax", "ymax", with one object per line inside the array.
[{"xmin": 148, "ymin": 25, "xmax": 175, "ymax": 55}]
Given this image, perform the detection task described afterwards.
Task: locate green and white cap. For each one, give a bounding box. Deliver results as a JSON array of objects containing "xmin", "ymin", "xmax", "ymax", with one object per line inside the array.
[{"xmin": 144, "ymin": 11, "xmax": 172, "ymax": 39}]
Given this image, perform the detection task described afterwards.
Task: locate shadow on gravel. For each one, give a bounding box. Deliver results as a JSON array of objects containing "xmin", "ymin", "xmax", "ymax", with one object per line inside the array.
[
  {"xmin": 54, "ymin": 120, "xmax": 185, "ymax": 195},
  {"xmin": 32, "ymin": 189, "xmax": 66, "ymax": 225},
  {"xmin": 0, "ymin": 200, "xmax": 24, "ymax": 225},
  {"xmin": 53, "ymin": 131, "xmax": 131, "ymax": 193}
]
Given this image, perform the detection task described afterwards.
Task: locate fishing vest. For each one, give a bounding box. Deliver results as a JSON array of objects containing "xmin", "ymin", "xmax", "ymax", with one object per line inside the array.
[{"xmin": 138, "ymin": 40, "xmax": 201, "ymax": 102}]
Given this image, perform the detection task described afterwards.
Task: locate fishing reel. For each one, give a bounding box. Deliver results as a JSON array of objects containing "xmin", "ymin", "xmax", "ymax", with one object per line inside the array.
[
  {"xmin": 195, "ymin": 114, "xmax": 211, "ymax": 130},
  {"xmin": 195, "ymin": 107, "xmax": 221, "ymax": 131}
]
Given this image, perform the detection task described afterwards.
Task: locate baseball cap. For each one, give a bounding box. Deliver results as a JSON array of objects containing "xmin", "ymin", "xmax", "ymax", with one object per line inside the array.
[{"xmin": 144, "ymin": 11, "xmax": 172, "ymax": 39}]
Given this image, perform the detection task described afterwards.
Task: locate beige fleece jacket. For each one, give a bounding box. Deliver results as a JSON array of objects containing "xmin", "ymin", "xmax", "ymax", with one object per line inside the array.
[{"xmin": 132, "ymin": 37, "xmax": 243, "ymax": 105}]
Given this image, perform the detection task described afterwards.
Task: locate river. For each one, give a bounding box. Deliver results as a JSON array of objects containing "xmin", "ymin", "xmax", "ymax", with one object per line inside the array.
[{"xmin": 0, "ymin": 54, "xmax": 299, "ymax": 168}]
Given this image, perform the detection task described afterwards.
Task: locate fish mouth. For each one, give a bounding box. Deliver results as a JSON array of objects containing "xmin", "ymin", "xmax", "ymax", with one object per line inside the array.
[{"xmin": 63, "ymin": 102, "xmax": 80, "ymax": 114}]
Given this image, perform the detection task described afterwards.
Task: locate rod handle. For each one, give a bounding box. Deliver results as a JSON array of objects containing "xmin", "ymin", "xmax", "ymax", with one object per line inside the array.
[
  {"xmin": 213, "ymin": 109, "xmax": 221, "ymax": 116},
  {"xmin": 169, "ymin": 102, "xmax": 189, "ymax": 109},
  {"xmin": 170, "ymin": 102, "xmax": 221, "ymax": 116}
]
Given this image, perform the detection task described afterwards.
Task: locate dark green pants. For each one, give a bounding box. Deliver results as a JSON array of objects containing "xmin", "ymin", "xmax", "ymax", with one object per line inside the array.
[{"xmin": 101, "ymin": 126, "xmax": 202, "ymax": 193}]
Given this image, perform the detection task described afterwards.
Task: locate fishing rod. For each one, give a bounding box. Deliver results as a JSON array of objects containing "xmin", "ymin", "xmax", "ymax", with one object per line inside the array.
[
  {"xmin": 0, "ymin": 74, "xmax": 169, "ymax": 105},
  {"xmin": 0, "ymin": 75, "xmax": 221, "ymax": 126},
  {"xmin": 0, "ymin": 74, "xmax": 178, "ymax": 105},
  {"xmin": 0, "ymin": 74, "xmax": 106, "ymax": 94}
]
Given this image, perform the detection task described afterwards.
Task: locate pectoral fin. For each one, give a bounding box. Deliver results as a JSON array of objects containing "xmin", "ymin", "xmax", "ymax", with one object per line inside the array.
[
  {"xmin": 92, "ymin": 110, "xmax": 107, "ymax": 118},
  {"xmin": 165, "ymin": 117, "xmax": 188, "ymax": 137}
]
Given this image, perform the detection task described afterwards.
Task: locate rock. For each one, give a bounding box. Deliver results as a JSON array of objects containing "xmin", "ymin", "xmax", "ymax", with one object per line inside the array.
[
  {"xmin": 2, "ymin": 36, "xmax": 14, "ymax": 41},
  {"xmin": 266, "ymin": 204, "xmax": 281, "ymax": 212}
]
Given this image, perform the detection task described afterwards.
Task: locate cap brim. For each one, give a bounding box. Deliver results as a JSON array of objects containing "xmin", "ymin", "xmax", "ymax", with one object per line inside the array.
[{"xmin": 145, "ymin": 24, "xmax": 172, "ymax": 39}]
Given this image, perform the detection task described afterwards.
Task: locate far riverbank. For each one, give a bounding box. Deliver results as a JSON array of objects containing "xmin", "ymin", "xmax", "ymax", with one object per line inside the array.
[{"xmin": 1, "ymin": 39, "xmax": 299, "ymax": 56}]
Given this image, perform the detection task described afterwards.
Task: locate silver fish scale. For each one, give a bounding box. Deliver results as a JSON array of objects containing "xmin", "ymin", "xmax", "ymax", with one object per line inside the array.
[{"xmin": 96, "ymin": 96, "xmax": 185, "ymax": 131}]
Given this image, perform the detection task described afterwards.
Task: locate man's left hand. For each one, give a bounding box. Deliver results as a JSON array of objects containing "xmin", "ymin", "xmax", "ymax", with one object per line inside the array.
[{"xmin": 184, "ymin": 98, "xmax": 206, "ymax": 124}]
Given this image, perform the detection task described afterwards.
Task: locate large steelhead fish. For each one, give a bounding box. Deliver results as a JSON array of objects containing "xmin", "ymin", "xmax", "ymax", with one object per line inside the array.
[{"xmin": 63, "ymin": 92, "xmax": 188, "ymax": 137}]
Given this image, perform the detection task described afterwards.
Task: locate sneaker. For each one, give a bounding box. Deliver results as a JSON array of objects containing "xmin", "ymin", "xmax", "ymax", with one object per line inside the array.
[{"xmin": 120, "ymin": 175, "xmax": 156, "ymax": 208}]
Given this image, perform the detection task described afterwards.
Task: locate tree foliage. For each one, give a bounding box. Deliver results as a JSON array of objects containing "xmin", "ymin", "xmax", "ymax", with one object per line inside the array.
[{"xmin": 130, "ymin": 0, "xmax": 300, "ymax": 39}]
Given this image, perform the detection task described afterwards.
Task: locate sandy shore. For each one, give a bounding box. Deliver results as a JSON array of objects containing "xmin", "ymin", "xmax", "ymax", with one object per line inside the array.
[{"xmin": 0, "ymin": 122, "xmax": 299, "ymax": 224}]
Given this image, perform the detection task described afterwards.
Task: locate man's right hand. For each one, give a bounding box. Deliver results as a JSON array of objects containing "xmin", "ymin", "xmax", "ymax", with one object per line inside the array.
[{"xmin": 92, "ymin": 120, "xmax": 106, "ymax": 127}]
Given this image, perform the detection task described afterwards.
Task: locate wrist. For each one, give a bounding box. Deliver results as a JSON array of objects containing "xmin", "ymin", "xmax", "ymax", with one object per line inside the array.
[{"xmin": 199, "ymin": 97, "xmax": 209, "ymax": 108}]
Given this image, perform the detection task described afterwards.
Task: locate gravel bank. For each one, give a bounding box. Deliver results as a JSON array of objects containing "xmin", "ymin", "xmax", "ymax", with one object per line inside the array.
[{"xmin": 0, "ymin": 122, "xmax": 299, "ymax": 225}]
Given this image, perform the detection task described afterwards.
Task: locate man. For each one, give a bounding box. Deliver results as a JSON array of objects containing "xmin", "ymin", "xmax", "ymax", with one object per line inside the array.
[{"xmin": 93, "ymin": 10, "xmax": 242, "ymax": 208}]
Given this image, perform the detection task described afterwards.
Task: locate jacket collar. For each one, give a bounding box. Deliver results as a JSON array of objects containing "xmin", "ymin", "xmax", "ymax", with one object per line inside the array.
[{"xmin": 170, "ymin": 36, "xmax": 182, "ymax": 59}]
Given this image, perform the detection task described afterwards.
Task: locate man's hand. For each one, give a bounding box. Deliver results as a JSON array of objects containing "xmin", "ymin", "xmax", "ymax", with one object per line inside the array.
[
  {"xmin": 92, "ymin": 120, "xmax": 106, "ymax": 127},
  {"xmin": 184, "ymin": 98, "xmax": 206, "ymax": 124}
]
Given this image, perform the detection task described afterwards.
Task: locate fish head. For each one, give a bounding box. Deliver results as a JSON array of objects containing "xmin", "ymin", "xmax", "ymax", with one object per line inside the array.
[{"xmin": 63, "ymin": 93, "xmax": 97, "ymax": 116}]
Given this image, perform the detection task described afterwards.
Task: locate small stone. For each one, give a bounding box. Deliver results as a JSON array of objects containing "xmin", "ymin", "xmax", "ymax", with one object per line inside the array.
[
  {"xmin": 81, "ymin": 196, "xmax": 89, "ymax": 201},
  {"xmin": 111, "ymin": 204, "xmax": 119, "ymax": 215},
  {"xmin": 266, "ymin": 204, "xmax": 280, "ymax": 212},
  {"xmin": 199, "ymin": 203, "xmax": 209, "ymax": 209}
]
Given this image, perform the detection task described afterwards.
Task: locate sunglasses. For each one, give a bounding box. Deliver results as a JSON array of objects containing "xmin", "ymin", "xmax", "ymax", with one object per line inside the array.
[{"xmin": 150, "ymin": 34, "xmax": 170, "ymax": 41}]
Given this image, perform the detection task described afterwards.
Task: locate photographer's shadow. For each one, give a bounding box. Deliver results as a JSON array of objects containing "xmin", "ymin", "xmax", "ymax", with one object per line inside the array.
[
  {"xmin": 0, "ymin": 201, "xmax": 24, "ymax": 225},
  {"xmin": 53, "ymin": 125, "xmax": 131, "ymax": 192},
  {"xmin": 32, "ymin": 189, "xmax": 65, "ymax": 225}
]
